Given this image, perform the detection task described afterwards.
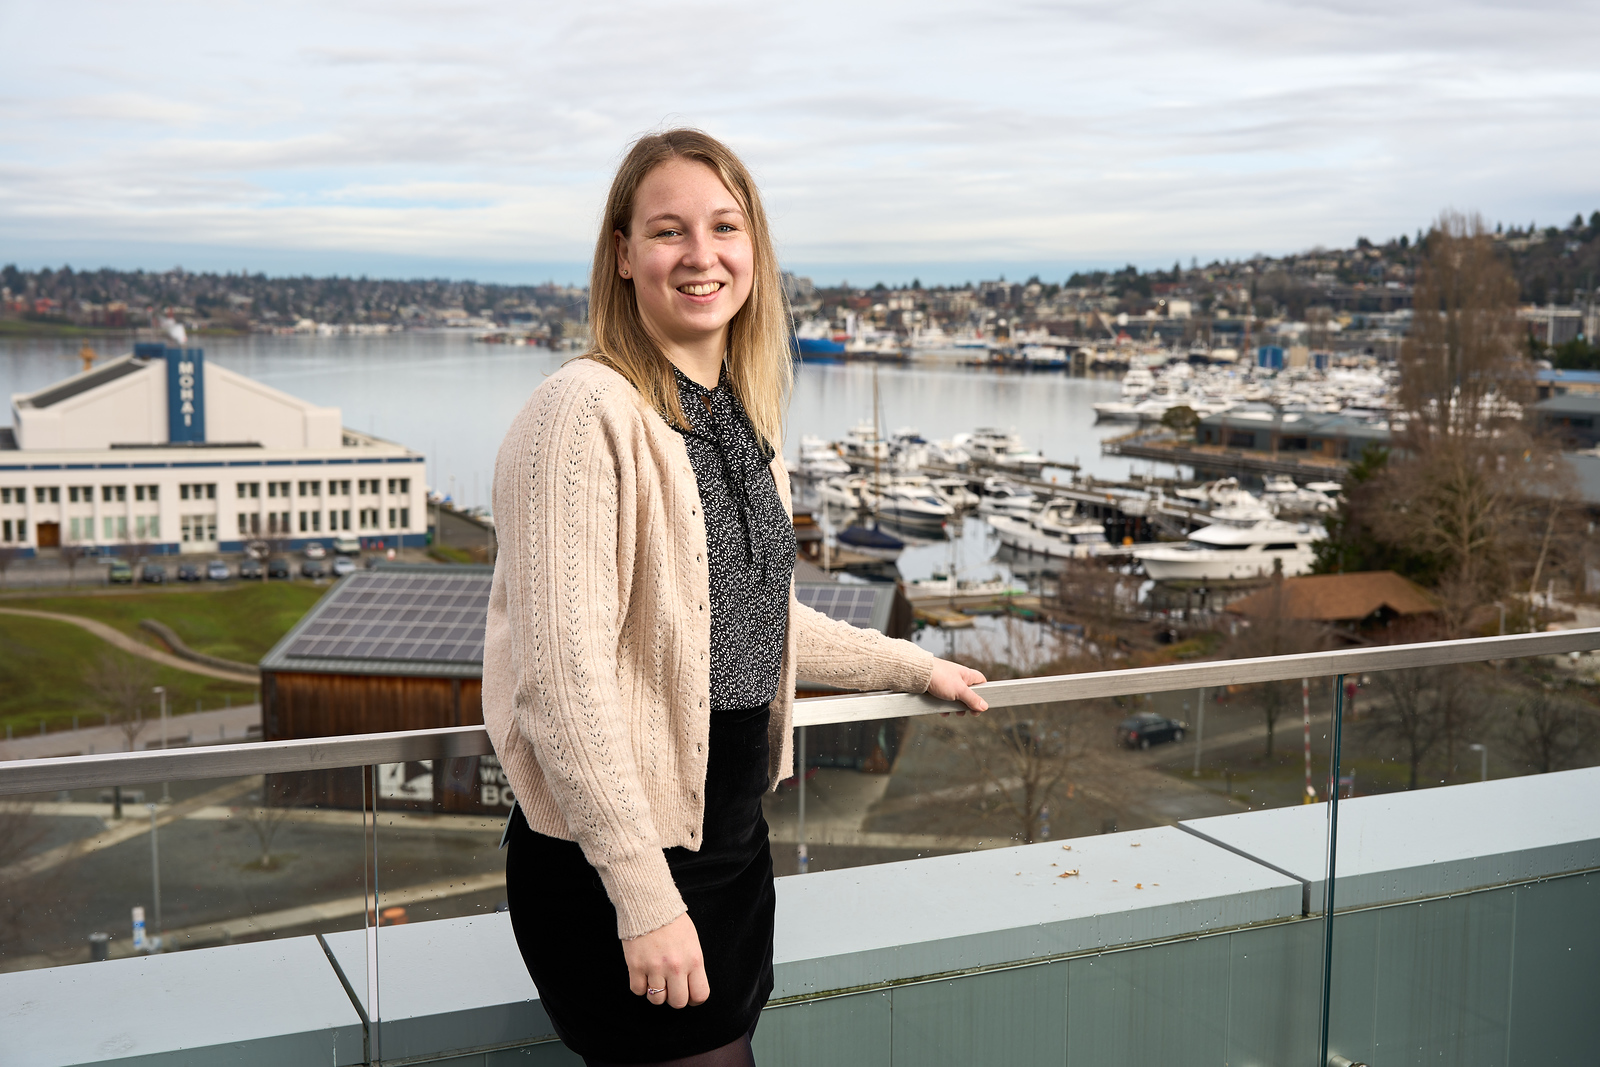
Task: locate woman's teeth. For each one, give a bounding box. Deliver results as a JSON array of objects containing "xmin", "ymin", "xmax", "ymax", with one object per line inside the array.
[{"xmin": 679, "ymin": 282, "xmax": 722, "ymax": 296}]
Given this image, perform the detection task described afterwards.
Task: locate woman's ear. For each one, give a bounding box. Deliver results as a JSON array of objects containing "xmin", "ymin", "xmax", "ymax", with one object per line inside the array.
[{"xmin": 613, "ymin": 229, "xmax": 631, "ymax": 279}]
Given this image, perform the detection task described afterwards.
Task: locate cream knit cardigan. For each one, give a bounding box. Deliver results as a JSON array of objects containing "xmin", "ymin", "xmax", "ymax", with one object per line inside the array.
[{"xmin": 483, "ymin": 359, "xmax": 936, "ymax": 940}]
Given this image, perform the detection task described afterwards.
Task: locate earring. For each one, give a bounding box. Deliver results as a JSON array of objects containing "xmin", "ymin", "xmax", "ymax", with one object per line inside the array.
[{"xmin": 621, "ymin": 269, "xmax": 629, "ymax": 278}]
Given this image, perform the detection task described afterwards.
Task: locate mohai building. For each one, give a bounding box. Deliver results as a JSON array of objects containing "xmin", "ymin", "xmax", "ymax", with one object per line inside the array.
[{"xmin": 0, "ymin": 343, "xmax": 427, "ymax": 557}]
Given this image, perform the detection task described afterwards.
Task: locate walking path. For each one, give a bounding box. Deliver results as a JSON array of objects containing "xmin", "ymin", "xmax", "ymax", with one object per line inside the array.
[
  {"xmin": 0, "ymin": 704, "xmax": 262, "ymax": 762},
  {"xmin": 0, "ymin": 606, "xmax": 259, "ymax": 686}
]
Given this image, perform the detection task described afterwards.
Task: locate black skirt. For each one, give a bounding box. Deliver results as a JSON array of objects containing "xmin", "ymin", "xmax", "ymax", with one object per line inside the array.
[{"xmin": 505, "ymin": 703, "xmax": 776, "ymax": 1063}]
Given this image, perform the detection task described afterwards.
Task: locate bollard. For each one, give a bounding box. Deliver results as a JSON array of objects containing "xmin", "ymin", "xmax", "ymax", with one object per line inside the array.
[
  {"xmin": 89, "ymin": 932, "xmax": 110, "ymax": 962},
  {"xmin": 73, "ymin": 715, "xmax": 79, "ymax": 732}
]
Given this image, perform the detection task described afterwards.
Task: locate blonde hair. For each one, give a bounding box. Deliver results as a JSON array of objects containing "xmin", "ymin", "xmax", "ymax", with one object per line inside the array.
[{"xmin": 581, "ymin": 129, "xmax": 792, "ymax": 451}]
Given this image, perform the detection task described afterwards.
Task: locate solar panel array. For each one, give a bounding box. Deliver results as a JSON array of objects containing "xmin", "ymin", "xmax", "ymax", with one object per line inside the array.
[
  {"xmin": 796, "ymin": 583, "xmax": 882, "ymax": 628},
  {"xmin": 284, "ymin": 571, "xmax": 491, "ymax": 664}
]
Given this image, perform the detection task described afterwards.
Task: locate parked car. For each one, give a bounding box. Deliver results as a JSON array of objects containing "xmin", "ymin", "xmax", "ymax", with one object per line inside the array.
[
  {"xmin": 140, "ymin": 563, "xmax": 168, "ymax": 584},
  {"xmin": 1117, "ymin": 712, "xmax": 1187, "ymax": 750},
  {"xmin": 238, "ymin": 558, "xmax": 264, "ymax": 580},
  {"xmin": 303, "ymin": 541, "xmax": 327, "ymax": 560},
  {"xmin": 301, "ymin": 559, "xmax": 327, "ymax": 579},
  {"xmin": 206, "ymin": 560, "xmax": 231, "ymax": 581},
  {"xmin": 176, "ymin": 563, "xmax": 203, "ymax": 582},
  {"xmin": 108, "ymin": 559, "xmax": 134, "ymax": 584},
  {"xmin": 332, "ymin": 535, "xmax": 361, "ymax": 555},
  {"xmin": 244, "ymin": 540, "xmax": 270, "ymax": 561},
  {"xmin": 332, "ymin": 556, "xmax": 357, "ymax": 577},
  {"xmin": 267, "ymin": 558, "xmax": 291, "ymax": 580}
]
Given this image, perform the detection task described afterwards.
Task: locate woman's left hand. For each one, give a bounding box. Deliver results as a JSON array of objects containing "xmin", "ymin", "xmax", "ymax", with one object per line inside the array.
[{"xmin": 927, "ymin": 659, "xmax": 988, "ymax": 715}]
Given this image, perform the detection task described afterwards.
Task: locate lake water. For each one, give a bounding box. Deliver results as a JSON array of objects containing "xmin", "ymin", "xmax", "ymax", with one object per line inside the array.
[{"xmin": 1, "ymin": 332, "xmax": 1156, "ymax": 594}]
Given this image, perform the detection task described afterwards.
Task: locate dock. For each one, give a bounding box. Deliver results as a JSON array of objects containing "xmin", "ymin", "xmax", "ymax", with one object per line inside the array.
[
  {"xmin": 911, "ymin": 593, "xmax": 1043, "ymax": 629},
  {"xmin": 1102, "ymin": 432, "xmax": 1351, "ymax": 481}
]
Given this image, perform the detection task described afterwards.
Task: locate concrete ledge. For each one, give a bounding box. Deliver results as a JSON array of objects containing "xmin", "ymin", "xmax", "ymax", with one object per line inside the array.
[
  {"xmin": 1181, "ymin": 766, "xmax": 1600, "ymax": 910},
  {"xmin": 0, "ymin": 936, "xmax": 365, "ymax": 1067}
]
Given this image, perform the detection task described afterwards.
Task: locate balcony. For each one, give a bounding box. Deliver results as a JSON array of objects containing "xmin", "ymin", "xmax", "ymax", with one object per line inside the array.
[{"xmin": 3, "ymin": 629, "xmax": 1598, "ymax": 1066}]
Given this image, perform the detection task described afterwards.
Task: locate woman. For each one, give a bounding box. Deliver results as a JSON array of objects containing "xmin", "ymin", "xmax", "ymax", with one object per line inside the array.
[{"xmin": 483, "ymin": 129, "xmax": 988, "ymax": 1067}]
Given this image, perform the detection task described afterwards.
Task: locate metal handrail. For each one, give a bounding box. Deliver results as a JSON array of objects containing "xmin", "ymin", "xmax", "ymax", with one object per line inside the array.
[{"xmin": 3, "ymin": 627, "xmax": 1596, "ymax": 797}]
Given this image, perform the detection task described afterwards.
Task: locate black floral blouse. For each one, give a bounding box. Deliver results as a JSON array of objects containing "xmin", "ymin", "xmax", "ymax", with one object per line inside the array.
[{"xmin": 672, "ymin": 366, "xmax": 796, "ymax": 712}]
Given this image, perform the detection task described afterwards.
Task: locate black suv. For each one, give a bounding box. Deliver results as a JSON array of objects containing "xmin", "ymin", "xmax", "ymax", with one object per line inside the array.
[
  {"xmin": 239, "ymin": 558, "xmax": 264, "ymax": 580},
  {"xmin": 1117, "ymin": 712, "xmax": 1187, "ymax": 750},
  {"xmin": 140, "ymin": 562, "xmax": 167, "ymax": 584},
  {"xmin": 176, "ymin": 563, "xmax": 203, "ymax": 582},
  {"xmin": 267, "ymin": 558, "xmax": 291, "ymax": 580}
]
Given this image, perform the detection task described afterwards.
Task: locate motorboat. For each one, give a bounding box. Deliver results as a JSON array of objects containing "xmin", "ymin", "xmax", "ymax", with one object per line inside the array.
[
  {"xmin": 861, "ymin": 479, "xmax": 954, "ymax": 529},
  {"xmin": 837, "ymin": 421, "xmax": 890, "ymax": 466},
  {"xmin": 928, "ymin": 476, "xmax": 980, "ymax": 513},
  {"xmin": 1092, "ymin": 400, "xmax": 1141, "ymax": 423},
  {"xmin": 905, "ymin": 573, "xmax": 1025, "ymax": 601},
  {"xmin": 837, "ymin": 522, "xmax": 905, "ymax": 561},
  {"xmin": 974, "ymin": 476, "xmax": 1036, "ymax": 517},
  {"xmin": 796, "ymin": 435, "xmax": 850, "ymax": 477},
  {"xmin": 987, "ymin": 498, "xmax": 1112, "ymax": 559},
  {"xmin": 958, "ymin": 428, "xmax": 1047, "ymax": 473},
  {"xmin": 816, "ymin": 476, "xmax": 870, "ymax": 510},
  {"xmin": 1133, "ymin": 517, "xmax": 1324, "ymax": 581}
]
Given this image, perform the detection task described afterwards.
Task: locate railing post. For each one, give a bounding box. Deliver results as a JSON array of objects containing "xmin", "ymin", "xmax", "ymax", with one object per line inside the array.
[{"xmin": 1319, "ymin": 674, "xmax": 1346, "ymax": 1066}]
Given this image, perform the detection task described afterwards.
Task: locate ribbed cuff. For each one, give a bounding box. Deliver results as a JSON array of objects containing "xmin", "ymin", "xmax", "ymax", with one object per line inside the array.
[
  {"xmin": 597, "ymin": 848, "xmax": 688, "ymax": 941},
  {"xmin": 891, "ymin": 641, "xmax": 938, "ymax": 694}
]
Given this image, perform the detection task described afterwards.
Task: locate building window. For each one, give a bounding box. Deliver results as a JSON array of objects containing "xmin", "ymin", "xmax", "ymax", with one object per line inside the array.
[
  {"xmin": 237, "ymin": 482, "xmax": 260, "ymax": 499},
  {"xmin": 0, "ymin": 488, "xmax": 12, "ymax": 504},
  {"xmin": 70, "ymin": 486, "xmax": 90, "ymax": 503},
  {"xmin": 387, "ymin": 478, "xmax": 410, "ymax": 495},
  {"xmin": 136, "ymin": 515, "xmax": 162, "ymax": 539},
  {"xmin": 329, "ymin": 479, "xmax": 351, "ymax": 496},
  {"xmin": 268, "ymin": 512, "xmax": 292, "ymax": 535},
  {"xmin": 102, "ymin": 485, "xmax": 127, "ymax": 503},
  {"xmin": 399, "ymin": 507, "xmax": 409, "ymax": 529},
  {"xmin": 180, "ymin": 515, "xmax": 216, "ymax": 542},
  {"xmin": 359, "ymin": 479, "xmax": 379, "ymax": 495},
  {"xmin": 268, "ymin": 481, "xmax": 288, "ymax": 499},
  {"xmin": 2, "ymin": 520, "xmax": 10, "ymax": 541},
  {"xmin": 36, "ymin": 487, "xmax": 61, "ymax": 504},
  {"xmin": 299, "ymin": 511, "xmax": 323, "ymax": 533},
  {"xmin": 359, "ymin": 508, "xmax": 378, "ymax": 529},
  {"xmin": 104, "ymin": 516, "xmax": 127, "ymax": 539},
  {"xmin": 68, "ymin": 517, "xmax": 81, "ymax": 540},
  {"xmin": 298, "ymin": 480, "xmax": 321, "ymax": 497},
  {"xmin": 336, "ymin": 509, "xmax": 351, "ymax": 530},
  {"xmin": 180, "ymin": 483, "xmax": 216, "ymax": 501},
  {"xmin": 135, "ymin": 485, "xmax": 160, "ymax": 502}
]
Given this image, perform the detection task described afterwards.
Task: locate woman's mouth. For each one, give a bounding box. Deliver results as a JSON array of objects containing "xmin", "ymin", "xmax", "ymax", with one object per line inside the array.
[{"xmin": 678, "ymin": 281, "xmax": 724, "ymax": 296}]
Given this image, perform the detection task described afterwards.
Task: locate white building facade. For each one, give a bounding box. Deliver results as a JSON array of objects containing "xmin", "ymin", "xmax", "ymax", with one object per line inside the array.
[{"xmin": 1, "ymin": 344, "xmax": 428, "ymax": 557}]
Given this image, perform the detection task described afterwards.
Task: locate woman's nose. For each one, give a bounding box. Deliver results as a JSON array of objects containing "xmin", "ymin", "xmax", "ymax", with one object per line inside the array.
[{"xmin": 680, "ymin": 230, "xmax": 718, "ymax": 271}]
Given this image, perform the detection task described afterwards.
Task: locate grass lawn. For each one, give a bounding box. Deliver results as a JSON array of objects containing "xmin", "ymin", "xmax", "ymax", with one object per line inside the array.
[
  {"xmin": 3, "ymin": 582, "xmax": 326, "ymax": 664},
  {"xmin": 0, "ymin": 615, "xmax": 259, "ymax": 735}
]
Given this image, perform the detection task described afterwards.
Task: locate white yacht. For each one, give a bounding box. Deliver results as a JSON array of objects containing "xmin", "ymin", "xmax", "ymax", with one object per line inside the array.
[
  {"xmin": 1134, "ymin": 517, "xmax": 1324, "ymax": 581},
  {"xmin": 974, "ymin": 476, "xmax": 1036, "ymax": 517},
  {"xmin": 1092, "ymin": 399, "xmax": 1141, "ymax": 423},
  {"xmin": 796, "ymin": 435, "xmax": 850, "ymax": 477},
  {"xmin": 929, "ymin": 476, "xmax": 980, "ymax": 513},
  {"xmin": 816, "ymin": 476, "xmax": 870, "ymax": 510},
  {"xmin": 988, "ymin": 498, "xmax": 1111, "ymax": 559},
  {"xmin": 906, "ymin": 573, "xmax": 1025, "ymax": 601},
  {"xmin": 861, "ymin": 479, "xmax": 954, "ymax": 528},
  {"xmin": 958, "ymin": 428, "xmax": 1047, "ymax": 473},
  {"xmin": 836, "ymin": 422, "xmax": 890, "ymax": 466}
]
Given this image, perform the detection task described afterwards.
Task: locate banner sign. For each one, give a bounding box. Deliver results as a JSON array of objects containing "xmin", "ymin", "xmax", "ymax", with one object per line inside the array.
[{"xmin": 164, "ymin": 347, "xmax": 205, "ymax": 443}]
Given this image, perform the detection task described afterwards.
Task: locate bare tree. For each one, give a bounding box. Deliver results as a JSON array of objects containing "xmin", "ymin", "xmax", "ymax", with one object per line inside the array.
[
  {"xmin": 1364, "ymin": 666, "xmax": 1480, "ymax": 789},
  {"xmin": 241, "ymin": 774, "xmax": 307, "ymax": 869},
  {"xmin": 86, "ymin": 652, "xmax": 156, "ymax": 751},
  {"xmin": 934, "ymin": 699, "xmax": 1088, "ymax": 844},
  {"xmin": 60, "ymin": 544, "xmax": 92, "ymax": 588},
  {"xmin": 0, "ymin": 545, "xmax": 24, "ymax": 588},
  {"xmin": 1501, "ymin": 688, "xmax": 1599, "ymax": 774},
  {"xmin": 0, "ymin": 801, "xmax": 66, "ymax": 955},
  {"xmin": 1372, "ymin": 211, "xmax": 1571, "ymax": 628}
]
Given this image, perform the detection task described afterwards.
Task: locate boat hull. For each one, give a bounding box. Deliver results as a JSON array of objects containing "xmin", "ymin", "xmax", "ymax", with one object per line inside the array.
[{"xmin": 1135, "ymin": 547, "xmax": 1318, "ymax": 582}]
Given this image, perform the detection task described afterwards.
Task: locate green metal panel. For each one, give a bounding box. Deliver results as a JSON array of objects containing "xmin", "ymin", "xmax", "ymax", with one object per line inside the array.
[
  {"xmin": 1508, "ymin": 873, "xmax": 1600, "ymax": 1065},
  {"xmin": 1225, "ymin": 920, "xmax": 1323, "ymax": 1067},
  {"xmin": 1369, "ymin": 890, "xmax": 1515, "ymax": 1065},
  {"xmin": 483, "ymin": 1044, "xmax": 584, "ymax": 1066},
  {"xmin": 1065, "ymin": 935, "xmax": 1232, "ymax": 1067},
  {"xmin": 753, "ymin": 992, "xmax": 891, "ymax": 1067},
  {"xmin": 893, "ymin": 964, "xmax": 1067, "ymax": 1067}
]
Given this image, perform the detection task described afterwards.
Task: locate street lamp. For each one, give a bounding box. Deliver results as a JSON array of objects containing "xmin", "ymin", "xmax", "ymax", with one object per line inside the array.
[
  {"xmin": 153, "ymin": 686, "xmax": 170, "ymax": 804},
  {"xmin": 1468, "ymin": 743, "xmax": 1488, "ymax": 782}
]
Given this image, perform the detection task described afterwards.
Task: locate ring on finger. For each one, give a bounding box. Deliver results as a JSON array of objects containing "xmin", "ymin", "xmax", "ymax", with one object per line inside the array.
[{"xmin": 646, "ymin": 986, "xmax": 665, "ymax": 996}]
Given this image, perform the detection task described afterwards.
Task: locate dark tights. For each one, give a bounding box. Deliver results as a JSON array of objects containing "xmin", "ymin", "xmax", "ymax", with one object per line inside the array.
[{"xmin": 582, "ymin": 1025, "xmax": 756, "ymax": 1067}]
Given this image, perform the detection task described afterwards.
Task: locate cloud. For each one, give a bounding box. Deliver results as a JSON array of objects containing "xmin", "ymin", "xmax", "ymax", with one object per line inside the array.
[{"xmin": 1, "ymin": 0, "xmax": 1597, "ymax": 278}]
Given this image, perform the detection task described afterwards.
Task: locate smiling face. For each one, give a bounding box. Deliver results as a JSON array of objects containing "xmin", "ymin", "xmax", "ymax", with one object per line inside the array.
[{"xmin": 614, "ymin": 157, "xmax": 755, "ymax": 369}]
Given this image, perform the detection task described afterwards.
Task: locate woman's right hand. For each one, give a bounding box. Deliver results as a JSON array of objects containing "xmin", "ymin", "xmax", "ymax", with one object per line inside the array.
[{"xmin": 623, "ymin": 912, "xmax": 709, "ymax": 1008}]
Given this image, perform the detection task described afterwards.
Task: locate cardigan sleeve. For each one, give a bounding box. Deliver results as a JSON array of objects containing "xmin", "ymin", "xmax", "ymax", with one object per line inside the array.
[
  {"xmin": 498, "ymin": 375, "xmax": 685, "ymax": 939},
  {"xmin": 791, "ymin": 596, "xmax": 937, "ymax": 694}
]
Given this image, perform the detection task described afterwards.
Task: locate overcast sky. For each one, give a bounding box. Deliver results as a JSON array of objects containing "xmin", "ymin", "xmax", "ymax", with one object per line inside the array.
[{"xmin": 2, "ymin": 0, "xmax": 1597, "ymax": 285}]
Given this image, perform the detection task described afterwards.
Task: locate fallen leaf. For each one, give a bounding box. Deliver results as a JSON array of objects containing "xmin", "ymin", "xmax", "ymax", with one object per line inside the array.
[
  {"xmin": 1061, "ymin": 845, "xmax": 1072, "ymax": 851},
  {"xmin": 1135, "ymin": 883, "xmax": 1143, "ymax": 889},
  {"xmin": 1130, "ymin": 843, "xmax": 1141, "ymax": 848},
  {"xmin": 1058, "ymin": 869, "xmax": 1079, "ymax": 878}
]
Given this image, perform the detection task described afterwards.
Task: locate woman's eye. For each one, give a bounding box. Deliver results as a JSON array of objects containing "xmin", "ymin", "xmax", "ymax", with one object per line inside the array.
[
  {"xmin": 715, "ymin": 224, "xmax": 737, "ymax": 233},
  {"xmin": 654, "ymin": 229, "xmax": 681, "ymax": 238}
]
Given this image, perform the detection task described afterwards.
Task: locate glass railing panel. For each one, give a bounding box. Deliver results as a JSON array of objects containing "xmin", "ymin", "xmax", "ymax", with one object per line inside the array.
[
  {"xmin": 0, "ymin": 764, "xmax": 377, "ymax": 989},
  {"xmin": 1323, "ymin": 646, "xmax": 1600, "ymax": 1065}
]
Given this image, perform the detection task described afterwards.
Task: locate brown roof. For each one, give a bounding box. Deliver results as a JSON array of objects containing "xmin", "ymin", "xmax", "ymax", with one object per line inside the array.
[{"xmin": 1226, "ymin": 571, "xmax": 1438, "ymax": 622}]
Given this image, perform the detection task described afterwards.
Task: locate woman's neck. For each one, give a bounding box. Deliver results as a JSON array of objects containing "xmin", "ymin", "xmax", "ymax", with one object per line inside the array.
[{"xmin": 648, "ymin": 321, "xmax": 727, "ymax": 389}]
